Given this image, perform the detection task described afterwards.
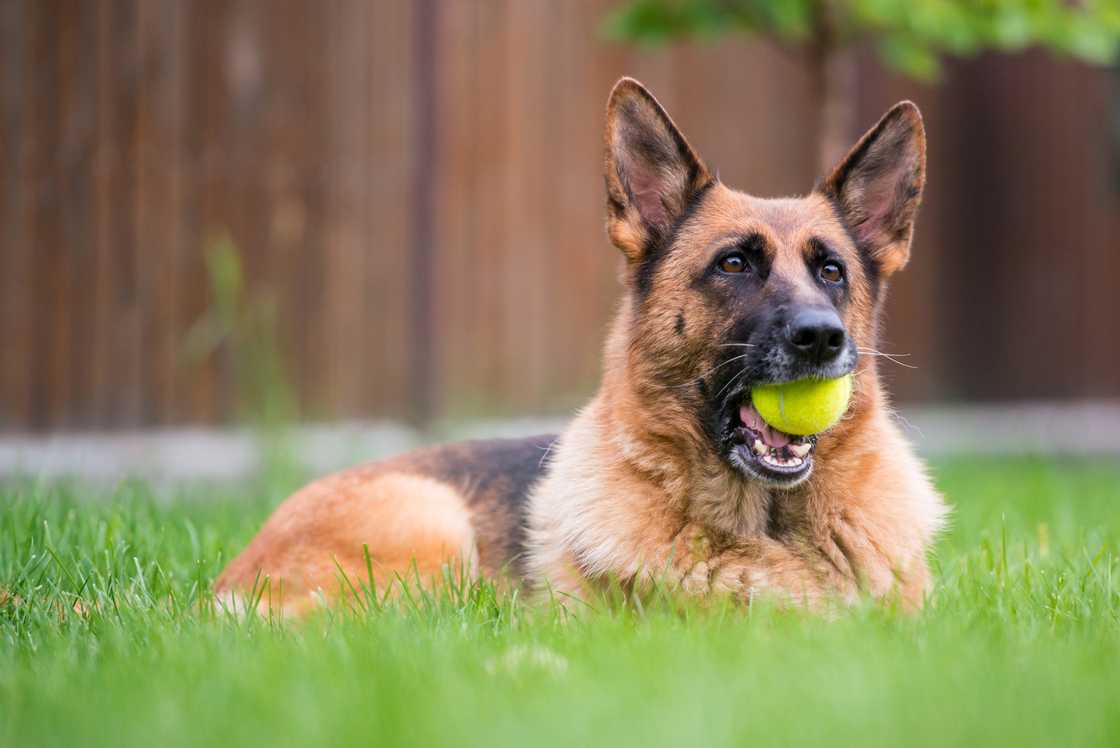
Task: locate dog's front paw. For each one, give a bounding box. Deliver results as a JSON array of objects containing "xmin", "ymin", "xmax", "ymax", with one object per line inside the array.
[{"xmin": 679, "ymin": 560, "xmax": 712, "ymax": 595}]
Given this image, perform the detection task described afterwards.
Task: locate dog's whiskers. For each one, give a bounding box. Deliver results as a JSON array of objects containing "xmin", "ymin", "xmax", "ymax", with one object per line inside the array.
[
  {"xmin": 714, "ymin": 367, "xmax": 750, "ymax": 401},
  {"xmin": 695, "ymin": 354, "xmax": 751, "ymax": 381},
  {"xmin": 857, "ymin": 347, "xmax": 911, "ymax": 356},
  {"xmin": 647, "ymin": 354, "xmax": 751, "ymax": 392},
  {"xmin": 537, "ymin": 437, "xmax": 560, "ymax": 468},
  {"xmin": 857, "ymin": 348, "xmax": 917, "ymax": 370}
]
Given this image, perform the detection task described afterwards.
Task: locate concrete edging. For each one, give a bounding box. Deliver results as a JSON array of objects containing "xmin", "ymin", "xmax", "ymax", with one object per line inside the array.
[{"xmin": 1, "ymin": 402, "xmax": 1117, "ymax": 485}]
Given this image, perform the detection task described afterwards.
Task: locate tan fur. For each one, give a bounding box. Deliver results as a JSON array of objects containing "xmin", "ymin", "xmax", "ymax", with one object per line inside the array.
[
  {"xmin": 524, "ymin": 309, "xmax": 944, "ymax": 611},
  {"xmin": 217, "ymin": 78, "xmax": 947, "ymax": 614},
  {"xmin": 216, "ymin": 469, "xmax": 478, "ymax": 616}
]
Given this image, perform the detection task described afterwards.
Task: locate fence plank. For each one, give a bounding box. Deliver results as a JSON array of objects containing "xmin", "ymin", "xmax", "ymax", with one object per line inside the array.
[
  {"xmin": 437, "ymin": 0, "xmax": 547, "ymax": 415},
  {"xmin": 0, "ymin": 0, "xmax": 35, "ymax": 428},
  {"xmin": 362, "ymin": 0, "xmax": 414, "ymax": 420},
  {"xmin": 320, "ymin": 0, "xmax": 371, "ymax": 417},
  {"xmin": 31, "ymin": 0, "xmax": 74, "ymax": 428},
  {"xmin": 135, "ymin": 0, "xmax": 187, "ymax": 424}
]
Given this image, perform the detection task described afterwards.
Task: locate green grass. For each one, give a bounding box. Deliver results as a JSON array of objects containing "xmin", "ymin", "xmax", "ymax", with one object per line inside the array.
[{"xmin": 2, "ymin": 458, "xmax": 1119, "ymax": 747}]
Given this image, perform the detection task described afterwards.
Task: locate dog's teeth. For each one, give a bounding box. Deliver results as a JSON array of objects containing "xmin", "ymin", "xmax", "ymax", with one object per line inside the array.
[
  {"xmin": 789, "ymin": 442, "xmax": 812, "ymax": 458},
  {"xmin": 757, "ymin": 448, "xmax": 806, "ymax": 470},
  {"xmin": 753, "ymin": 439, "xmax": 767, "ymax": 456}
]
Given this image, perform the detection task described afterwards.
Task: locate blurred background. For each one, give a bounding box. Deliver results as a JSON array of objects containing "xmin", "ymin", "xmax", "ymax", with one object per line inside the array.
[{"xmin": 2, "ymin": 1, "xmax": 1119, "ymax": 450}]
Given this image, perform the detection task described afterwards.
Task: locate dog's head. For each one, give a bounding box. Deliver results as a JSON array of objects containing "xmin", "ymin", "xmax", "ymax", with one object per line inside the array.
[{"xmin": 604, "ymin": 78, "xmax": 925, "ymax": 489}]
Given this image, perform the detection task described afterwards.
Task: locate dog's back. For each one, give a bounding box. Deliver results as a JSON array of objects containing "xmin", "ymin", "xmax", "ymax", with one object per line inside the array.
[{"xmin": 215, "ymin": 435, "xmax": 554, "ymax": 614}]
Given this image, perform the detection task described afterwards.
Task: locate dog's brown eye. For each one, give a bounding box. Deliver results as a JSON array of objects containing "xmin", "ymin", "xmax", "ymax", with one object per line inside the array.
[
  {"xmin": 820, "ymin": 262, "xmax": 844, "ymax": 283},
  {"xmin": 719, "ymin": 254, "xmax": 748, "ymax": 274}
]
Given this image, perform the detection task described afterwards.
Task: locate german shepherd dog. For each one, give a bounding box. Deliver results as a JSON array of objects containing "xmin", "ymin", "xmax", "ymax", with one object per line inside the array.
[{"xmin": 217, "ymin": 79, "xmax": 947, "ymax": 614}]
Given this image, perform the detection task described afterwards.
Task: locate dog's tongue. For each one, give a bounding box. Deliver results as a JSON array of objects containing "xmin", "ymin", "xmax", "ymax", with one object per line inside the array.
[{"xmin": 739, "ymin": 404, "xmax": 793, "ymax": 448}]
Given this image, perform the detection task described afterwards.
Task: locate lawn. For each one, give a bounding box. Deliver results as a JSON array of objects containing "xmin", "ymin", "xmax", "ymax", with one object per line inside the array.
[{"xmin": 2, "ymin": 457, "xmax": 1119, "ymax": 747}]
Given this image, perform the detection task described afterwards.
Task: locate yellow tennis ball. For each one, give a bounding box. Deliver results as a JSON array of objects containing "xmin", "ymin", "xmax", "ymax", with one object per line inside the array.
[{"xmin": 750, "ymin": 375, "xmax": 852, "ymax": 436}]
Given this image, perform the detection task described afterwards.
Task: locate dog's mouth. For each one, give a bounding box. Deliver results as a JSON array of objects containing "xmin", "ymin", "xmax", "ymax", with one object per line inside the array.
[{"xmin": 726, "ymin": 399, "xmax": 816, "ymax": 487}]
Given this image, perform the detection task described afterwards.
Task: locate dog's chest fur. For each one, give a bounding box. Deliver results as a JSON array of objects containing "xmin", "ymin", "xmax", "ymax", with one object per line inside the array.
[{"xmin": 523, "ymin": 385, "xmax": 946, "ymax": 608}]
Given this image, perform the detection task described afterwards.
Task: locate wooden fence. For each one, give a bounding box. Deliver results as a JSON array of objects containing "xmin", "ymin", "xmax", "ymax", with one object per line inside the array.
[{"xmin": 2, "ymin": 0, "xmax": 1118, "ymax": 431}]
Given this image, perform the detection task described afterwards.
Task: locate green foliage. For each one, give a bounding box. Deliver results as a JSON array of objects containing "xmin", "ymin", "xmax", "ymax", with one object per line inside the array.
[
  {"xmin": 606, "ymin": 0, "xmax": 817, "ymax": 43},
  {"xmin": 2, "ymin": 458, "xmax": 1120, "ymax": 746},
  {"xmin": 181, "ymin": 235, "xmax": 300, "ymax": 482},
  {"xmin": 606, "ymin": 0, "xmax": 1120, "ymax": 79},
  {"xmin": 182, "ymin": 234, "xmax": 297, "ymax": 429}
]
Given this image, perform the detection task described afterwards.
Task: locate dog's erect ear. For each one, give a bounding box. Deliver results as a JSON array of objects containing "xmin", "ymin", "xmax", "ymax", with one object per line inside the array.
[
  {"xmin": 821, "ymin": 102, "xmax": 926, "ymax": 277},
  {"xmin": 604, "ymin": 78, "xmax": 711, "ymax": 261}
]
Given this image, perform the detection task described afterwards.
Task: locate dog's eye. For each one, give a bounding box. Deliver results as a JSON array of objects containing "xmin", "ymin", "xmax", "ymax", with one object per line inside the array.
[
  {"xmin": 819, "ymin": 262, "xmax": 844, "ymax": 284},
  {"xmin": 719, "ymin": 253, "xmax": 749, "ymax": 274}
]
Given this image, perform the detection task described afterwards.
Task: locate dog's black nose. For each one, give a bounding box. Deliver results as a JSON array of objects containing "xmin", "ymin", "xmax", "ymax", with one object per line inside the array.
[{"xmin": 787, "ymin": 308, "xmax": 847, "ymax": 365}]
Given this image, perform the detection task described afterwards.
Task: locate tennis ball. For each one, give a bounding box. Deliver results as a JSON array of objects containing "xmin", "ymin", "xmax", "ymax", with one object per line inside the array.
[{"xmin": 750, "ymin": 375, "xmax": 852, "ymax": 436}]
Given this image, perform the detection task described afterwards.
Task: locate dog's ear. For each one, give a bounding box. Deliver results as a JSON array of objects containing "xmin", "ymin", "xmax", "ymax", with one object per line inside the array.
[
  {"xmin": 604, "ymin": 78, "xmax": 711, "ymax": 261},
  {"xmin": 820, "ymin": 101, "xmax": 926, "ymax": 277}
]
